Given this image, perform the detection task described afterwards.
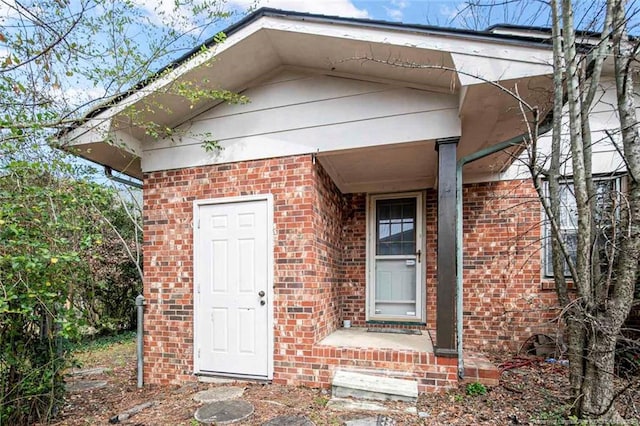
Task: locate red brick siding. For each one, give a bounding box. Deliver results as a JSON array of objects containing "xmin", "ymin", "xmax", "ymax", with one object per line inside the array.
[
  {"xmin": 310, "ymin": 163, "xmax": 345, "ymax": 340},
  {"xmin": 330, "ymin": 180, "xmax": 559, "ymax": 350},
  {"xmin": 425, "ymin": 189, "xmax": 438, "ymax": 330},
  {"xmin": 459, "ymin": 180, "xmax": 559, "ymax": 350},
  {"xmin": 144, "ymin": 156, "xmax": 317, "ymax": 385},
  {"xmin": 341, "ymin": 193, "xmax": 367, "ymax": 326},
  {"xmin": 143, "ymin": 154, "xmax": 559, "ymax": 387}
]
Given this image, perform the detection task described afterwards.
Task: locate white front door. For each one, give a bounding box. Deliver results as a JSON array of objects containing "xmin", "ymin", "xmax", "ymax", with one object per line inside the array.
[
  {"xmin": 368, "ymin": 193, "xmax": 424, "ymax": 322},
  {"xmin": 194, "ymin": 197, "xmax": 271, "ymax": 378}
]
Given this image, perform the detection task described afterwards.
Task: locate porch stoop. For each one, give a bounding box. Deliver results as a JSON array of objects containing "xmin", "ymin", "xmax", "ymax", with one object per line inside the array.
[
  {"xmin": 463, "ymin": 352, "xmax": 500, "ymax": 386},
  {"xmin": 310, "ymin": 328, "xmax": 500, "ymax": 393},
  {"xmin": 332, "ymin": 370, "xmax": 418, "ymax": 402}
]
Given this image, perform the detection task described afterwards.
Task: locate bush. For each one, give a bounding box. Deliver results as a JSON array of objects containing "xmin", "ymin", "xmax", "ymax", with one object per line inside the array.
[
  {"xmin": 0, "ymin": 160, "xmax": 141, "ymax": 424},
  {"xmin": 466, "ymin": 382, "xmax": 488, "ymax": 396}
]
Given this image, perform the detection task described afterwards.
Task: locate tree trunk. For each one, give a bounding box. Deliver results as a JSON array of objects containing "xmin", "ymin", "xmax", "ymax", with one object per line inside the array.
[{"xmin": 579, "ymin": 326, "xmax": 624, "ymax": 422}]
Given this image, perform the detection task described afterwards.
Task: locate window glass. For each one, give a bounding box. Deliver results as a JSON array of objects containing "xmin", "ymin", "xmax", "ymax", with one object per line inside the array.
[
  {"xmin": 544, "ymin": 178, "xmax": 620, "ymax": 277},
  {"xmin": 376, "ymin": 198, "xmax": 416, "ymax": 255}
]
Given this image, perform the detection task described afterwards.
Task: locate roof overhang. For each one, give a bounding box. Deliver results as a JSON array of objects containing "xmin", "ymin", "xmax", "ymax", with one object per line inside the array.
[{"xmin": 61, "ymin": 8, "xmax": 556, "ymax": 181}]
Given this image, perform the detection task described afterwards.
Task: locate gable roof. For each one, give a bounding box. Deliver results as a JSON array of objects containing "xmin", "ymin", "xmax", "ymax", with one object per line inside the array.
[
  {"xmin": 62, "ymin": 8, "xmax": 559, "ymax": 180},
  {"xmin": 70, "ymin": 7, "xmax": 557, "ymax": 128}
]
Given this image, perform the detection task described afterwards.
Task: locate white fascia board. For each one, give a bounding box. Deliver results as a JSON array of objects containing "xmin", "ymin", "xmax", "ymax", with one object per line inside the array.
[
  {"xmin": 62, "ymin": 116, "xmax": 142, "ymax": 157},
  {"xmin": 62, "ymin": 117, "xmax": 111, "ymax": 146},
  {"xmin": 260, "ymin": 16, "xmax": 553, "ymax": 64}
]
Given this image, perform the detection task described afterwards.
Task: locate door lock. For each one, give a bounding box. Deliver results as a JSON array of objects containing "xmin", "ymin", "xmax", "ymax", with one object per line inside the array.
[{"xmin": 258, "ymin": 290, "xmax": 265, "ymax": 297}]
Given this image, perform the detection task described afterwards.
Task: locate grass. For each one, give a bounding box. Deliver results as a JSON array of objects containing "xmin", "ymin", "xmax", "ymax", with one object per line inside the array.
[
  {"xmin": 71, "ymin": 331, "xmax": 136, "ymax": 368},
  {"xmin": 71, "ymin": 331, "xmax": 136, "ymax": 353}
]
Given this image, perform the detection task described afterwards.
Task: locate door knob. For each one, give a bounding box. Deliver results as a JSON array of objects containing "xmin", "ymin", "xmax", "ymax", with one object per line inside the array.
[{"xmin": 258, "ymin": 290, "xmax": 265, "ymax": 297}]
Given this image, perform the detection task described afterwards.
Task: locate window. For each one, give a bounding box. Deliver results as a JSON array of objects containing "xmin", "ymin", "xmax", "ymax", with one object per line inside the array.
[
  {"xmin": 543, "ymin": 177, "xmax": 622, "ymax": 277},
  {"xmin": 376, "ymin": 198, "xmax": 416, "ymax": 256}
]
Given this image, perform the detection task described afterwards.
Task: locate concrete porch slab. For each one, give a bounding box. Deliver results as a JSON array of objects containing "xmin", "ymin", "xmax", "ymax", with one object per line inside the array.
[{"xmin": 318, "ymin": 328, "xmax": 433, "ymax": 353}]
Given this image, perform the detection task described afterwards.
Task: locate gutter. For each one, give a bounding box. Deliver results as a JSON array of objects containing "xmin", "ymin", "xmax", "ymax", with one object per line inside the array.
[
  {"xmin": 104, "ymin": 166, "xmax": 143, "ymax": 189},
  {"xmin": 455, "ymin": 122, "xmax": 552, "ymax": 379}
]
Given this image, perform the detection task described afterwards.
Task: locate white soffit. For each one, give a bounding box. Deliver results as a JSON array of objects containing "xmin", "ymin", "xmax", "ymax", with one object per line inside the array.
[
  {"xmin": 64, "ymin": 11, "xmax": 558, "ymax": 179},
  {"xmin": 318, "ymin": 141, "xmax": 437, "ymax": 193},
  {"xmin": 451, "ymin": 53, "xmax": 552, "ymax": 86}
]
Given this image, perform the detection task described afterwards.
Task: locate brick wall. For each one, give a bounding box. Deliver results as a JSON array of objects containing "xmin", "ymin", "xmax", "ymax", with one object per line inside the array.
[
  {"xmin": 144, "ymin": 155, "xmax": 319, "ymax": 385},
  {"xmin": 311, "ymin": 163, "xmax": 345, "ymax": 341},
  {"xmin": 143, "ymin": 154, "xmax": 559, "ymax": 386},
  {"xmin": 340, "ymin": 193, "xmax": 367, "ymax": 326},
  {"xmin": 457, "ymin": 180, "xmax": 559, "ymax": 350},
  {"xmin": 319, "ymin": 180, "xmax": 559, "ymax": 351}
]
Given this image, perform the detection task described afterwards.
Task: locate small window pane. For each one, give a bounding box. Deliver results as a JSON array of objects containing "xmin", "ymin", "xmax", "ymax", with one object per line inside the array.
[{"xmin": 376, "ymin": 198, "xmax": 416, "ymax": 255}]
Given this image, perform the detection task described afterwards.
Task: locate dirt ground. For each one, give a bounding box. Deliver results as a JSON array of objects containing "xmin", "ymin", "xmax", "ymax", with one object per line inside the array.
[{"xmin": 49, "ymin": 338, "xmax": 640, "ymax": 425}]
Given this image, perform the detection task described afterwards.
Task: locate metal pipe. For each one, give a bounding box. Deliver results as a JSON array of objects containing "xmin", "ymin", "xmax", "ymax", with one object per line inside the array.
[
  {"xmin": 455, "ymin": 125, "xmax": 551, "ymax": 379},
  {"xmin": 135, "ymin": 294, "xmax": 145, "ymax": 388},
  {"xmin": 104, "ymin": 166, "xmax": 143, "ymax": 189}
]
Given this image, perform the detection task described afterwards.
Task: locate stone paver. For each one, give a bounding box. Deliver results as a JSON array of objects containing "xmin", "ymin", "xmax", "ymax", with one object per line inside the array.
[
  {"xmin": 344, "ymin": 415, "xmax": 397, "ymax": 426},
  {"xmin": 193, "ymin": 386, "xmax": 245, "ymax": 403},
  {"xmin": 326, "ymin": 398, "xmax": 389, "ymax": 412},
  {"xmin": 262, "ymin": 415, "xmax": 315, "ymax": 425},
  {"xmin": 65, "ymin": 380, "xmax": 108, "ymax": 392},
  {"xmin": 68, "ymin": 367, "xmax": 110, "ymax": 376},
  {"xmin": 194, "ymin": 400, "xmax": 254, "ymax": 424}
]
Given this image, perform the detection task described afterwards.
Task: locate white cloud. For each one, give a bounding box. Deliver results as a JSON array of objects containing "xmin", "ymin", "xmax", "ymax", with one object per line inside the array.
[
  {"xmin": 49, "ymin": 83, "xmax": 109, "ymax": 112},
  {"xmin": 390, "ymin": 0, "xmax": 408, "ymax": 8},
  {"xmin": 440, "ymin": 3, "xmax": 470, "ymax": 23},
  {"xmin": 0, "ymin": 0, "xmax": 18, "ymax": 21},
  {"xmin": 128, "ymin": 0, "xmax": 369, "ymax": 34},
  {"xmin": 129, "ymin": 0, "xmax": 200, "ymax": 32},
  {"xmin": 385, "ymin": 0, "xmax": 407, "ymax": 22},
  {"xmin": 230, "ymin": 0, "xmax": 370, "ymax": 19},
  {"xmin": 385, "ymin": 7, "xmax": 403, "ymax": 21}
]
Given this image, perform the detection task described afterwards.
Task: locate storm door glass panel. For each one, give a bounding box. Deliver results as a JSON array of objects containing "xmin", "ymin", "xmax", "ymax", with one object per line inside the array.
[{"xmin": 374, "ymin": 198, "xmax": 418, "ymax": 317}]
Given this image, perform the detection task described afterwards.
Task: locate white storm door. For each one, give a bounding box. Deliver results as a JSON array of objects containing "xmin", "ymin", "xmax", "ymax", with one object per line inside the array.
[
  {"xmin": 196, "ymin": 199, "xmax": 269, "ymax": 378},
  {"xmin": 369, "ymin": 194, "xmax": 424, "ymax": 321}
]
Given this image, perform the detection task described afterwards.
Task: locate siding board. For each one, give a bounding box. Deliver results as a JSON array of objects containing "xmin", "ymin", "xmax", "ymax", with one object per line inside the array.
[{"xmin": 142, "ymin": 72, "xmax": 460, "ymax": 173}]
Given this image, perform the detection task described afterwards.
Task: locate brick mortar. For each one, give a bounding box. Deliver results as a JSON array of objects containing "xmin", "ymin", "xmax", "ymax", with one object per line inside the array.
[{"xmin": 142, "ymin": 156, "xmax": 559, "ymax": 387}]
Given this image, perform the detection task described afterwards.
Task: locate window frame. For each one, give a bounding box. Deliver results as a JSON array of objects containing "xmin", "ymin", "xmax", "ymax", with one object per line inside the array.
[{"xmin": 542, "ymin": 175, "xmax": 623, "ymax": 278}]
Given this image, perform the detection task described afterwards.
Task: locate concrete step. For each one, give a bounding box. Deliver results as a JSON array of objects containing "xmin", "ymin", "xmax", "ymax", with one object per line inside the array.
[{"xmin": 332, "ymin": 370, "xmax": 418, "ymax": 403}]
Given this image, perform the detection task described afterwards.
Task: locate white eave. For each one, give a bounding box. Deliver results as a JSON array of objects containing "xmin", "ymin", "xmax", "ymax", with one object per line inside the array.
[{"xmin": 60, "ymin": 9, "xmax": 556, "ymax": 181}]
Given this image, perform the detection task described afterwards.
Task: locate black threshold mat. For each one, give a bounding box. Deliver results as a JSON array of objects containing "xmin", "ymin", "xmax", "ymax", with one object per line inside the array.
[{"xmin": 366, "ymin": 328, "xmax": 422, "ymax": 335}]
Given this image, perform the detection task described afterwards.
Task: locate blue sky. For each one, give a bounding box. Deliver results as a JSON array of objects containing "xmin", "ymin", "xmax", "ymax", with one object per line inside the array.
[
  {"xmin": 223, "ymin": 0, "xmax": 637, "ymax": 31},
  {"xmin": 228, "ymin": 0, "xmax": 556, "ymax": 29}
]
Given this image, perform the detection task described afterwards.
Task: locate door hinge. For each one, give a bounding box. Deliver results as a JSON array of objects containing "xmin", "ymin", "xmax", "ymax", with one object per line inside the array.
[
  {"xmin": 197, "ymin": 218, "xmax": 200, "ymax": 229},
  {"xmin": 198, "ymin": 348, "xmax": 201, "ymax": 358}
]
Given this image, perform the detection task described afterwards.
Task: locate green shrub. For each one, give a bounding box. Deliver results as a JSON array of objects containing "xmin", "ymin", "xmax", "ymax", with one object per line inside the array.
[{"xmin": 465, "ymin": 382, "xmax": 487, "ymax": 396}]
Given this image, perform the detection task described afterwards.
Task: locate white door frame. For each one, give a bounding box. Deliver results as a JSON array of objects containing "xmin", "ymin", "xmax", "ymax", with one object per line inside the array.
[
  {"xmin": 366, "ymin": 191, "xmax": 426, "ymax": 323},
  {"xmin": 192, "ymin": 194, "xmax": 274, "ymax": 379}
]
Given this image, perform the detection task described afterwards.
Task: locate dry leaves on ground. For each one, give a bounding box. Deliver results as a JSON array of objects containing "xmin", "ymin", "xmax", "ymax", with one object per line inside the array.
[{"xmin": 49, "ymin": 341, "xmax": 640, "ymax": 425}]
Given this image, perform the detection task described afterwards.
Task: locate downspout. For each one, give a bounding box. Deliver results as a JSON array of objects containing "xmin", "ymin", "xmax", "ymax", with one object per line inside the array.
[
  {"xmin": 136, "ymin": 295, "xmax": 145, "ymax": 388},
  {"xmin": 455, "ymin": 124, "xmax": 551, "ymax": 379},
  {"xmin": 104, "ymin": 166, "xmax": 143, "ymax": 189}
]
